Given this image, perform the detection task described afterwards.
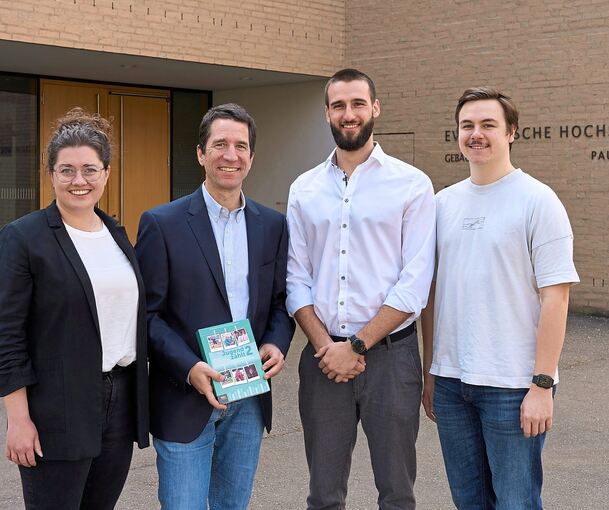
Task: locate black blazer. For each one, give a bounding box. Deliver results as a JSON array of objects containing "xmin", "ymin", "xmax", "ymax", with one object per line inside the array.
[
  {"xmin": 136, "ymin": 189, "xmax": 295, "ymax": 442},
  {"xmin": 0, "ymin": 202, "xmax": 149, "ymax": 461}
]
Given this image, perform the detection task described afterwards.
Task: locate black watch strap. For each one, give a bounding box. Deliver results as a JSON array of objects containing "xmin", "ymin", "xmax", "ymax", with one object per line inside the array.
[{"xmin": 532, "ymin": 374, "xmax": 554, "ymax": 389}]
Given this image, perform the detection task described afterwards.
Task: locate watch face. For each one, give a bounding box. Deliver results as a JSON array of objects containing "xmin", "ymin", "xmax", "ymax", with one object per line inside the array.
[
  {"xmin": 350, "ymin": 337, "xmax": 367, "ymax": 354},
  {"xmin": 534, "ymin": 374, "xmax": 554, "ymax": 388}
]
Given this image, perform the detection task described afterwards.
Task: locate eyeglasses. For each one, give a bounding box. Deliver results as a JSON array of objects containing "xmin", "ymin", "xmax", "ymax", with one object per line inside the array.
[{"xmin": 53, "ymin": 166, "xmax": 107, "ymax": 183}]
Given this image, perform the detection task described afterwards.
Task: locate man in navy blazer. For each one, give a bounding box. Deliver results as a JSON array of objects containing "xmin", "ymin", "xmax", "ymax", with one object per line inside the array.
[{"xmin": 136, "ymin": 103, "xmax": 294, "ymax": 510}]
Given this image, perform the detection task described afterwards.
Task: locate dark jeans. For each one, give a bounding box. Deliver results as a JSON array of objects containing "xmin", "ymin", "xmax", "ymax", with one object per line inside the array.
[
  {"xmin": 19, "ymin": 366, "xmax": 136, "ymax": 510},
  {"xmin": 433, "ymin": 376, "xmax": 550, "ymax": 510},
  {"xmin": 299, "ymin": 331, "xmax": 422, "ymax": 510}
]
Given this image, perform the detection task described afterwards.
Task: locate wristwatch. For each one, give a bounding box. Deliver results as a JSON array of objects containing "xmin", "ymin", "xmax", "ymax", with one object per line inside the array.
[
  {"xmin": 349, "ymin": 334, "xmax": 368, "ymax": 355},
  {"xmin": 532, "ymin": 374, "xmax": 554, "ymax": 389}
]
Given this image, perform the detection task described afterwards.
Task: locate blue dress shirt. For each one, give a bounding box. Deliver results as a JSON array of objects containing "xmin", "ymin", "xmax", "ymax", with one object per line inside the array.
[{"xmin": 202, "ymin": 183, "xmax": 249, "ymax": 321}]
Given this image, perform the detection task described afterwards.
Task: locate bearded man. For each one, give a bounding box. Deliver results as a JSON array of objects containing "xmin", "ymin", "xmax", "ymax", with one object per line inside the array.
[{"xmin": 286, "ymin": 68, "xmax": 436, "ymax": 510}]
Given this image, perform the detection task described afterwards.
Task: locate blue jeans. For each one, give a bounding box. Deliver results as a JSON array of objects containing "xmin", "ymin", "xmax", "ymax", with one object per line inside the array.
[
  {"xmin": 154, "ymin": 397, "xmax": 264, "ymax": 510},
  {"xmin": 433, "ymin": 376, "xmax": 550, "ymax": 510}
]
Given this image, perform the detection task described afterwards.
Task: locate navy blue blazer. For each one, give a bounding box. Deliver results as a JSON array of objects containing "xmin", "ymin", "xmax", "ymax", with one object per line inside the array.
[
  {"xmin": 0, "ymin": 203, "xmax": 149, "ymax": 460},
  {"xmin": 135, "ymin": 189, "xmax": 294, "ymax": 442}
]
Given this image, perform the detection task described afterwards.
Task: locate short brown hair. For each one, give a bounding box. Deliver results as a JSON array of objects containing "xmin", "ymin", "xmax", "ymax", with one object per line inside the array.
[
  {"xmin": 198, "ymin": 103, "xmax": 256, "ymax": 154},
  {"xmin": 455, "ymin": 87, "xmax": 519, "ymax": 134},
  {"xmin": 324, "ymin": 68, "xmax": 376, "ymax": 107}
]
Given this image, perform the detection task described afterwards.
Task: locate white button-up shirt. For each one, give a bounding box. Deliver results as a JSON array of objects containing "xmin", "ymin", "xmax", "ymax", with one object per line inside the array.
[{"xmin": 286, "ymin": 143, "xmax": 436, "ymax": 336}]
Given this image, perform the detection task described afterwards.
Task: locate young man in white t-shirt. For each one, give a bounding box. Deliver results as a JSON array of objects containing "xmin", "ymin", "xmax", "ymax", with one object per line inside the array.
[{"xmin": 421, "ymin": 88, "xmax": 579, "ymax": 509}]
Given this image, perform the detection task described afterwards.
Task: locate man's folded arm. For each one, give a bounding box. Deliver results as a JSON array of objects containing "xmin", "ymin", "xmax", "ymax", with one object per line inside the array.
[
  {"xmin": 383, "ymin": 176, "xmax": 436, "ymax": 322},
  {"xmin": 285, "ymin": 187, "xmax": 315, "ymax": 316}
]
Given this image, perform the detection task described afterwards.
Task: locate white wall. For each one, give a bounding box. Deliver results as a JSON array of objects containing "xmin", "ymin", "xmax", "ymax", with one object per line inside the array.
[{"xmin": 214, "ymin": 80, "xmax": 334, "ymax": 214}]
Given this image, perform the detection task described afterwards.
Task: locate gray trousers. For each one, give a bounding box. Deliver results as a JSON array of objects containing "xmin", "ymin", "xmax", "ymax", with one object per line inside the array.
[{"xmin": 298, "ymin": 331, "xmax": 422, "ymax": 510}]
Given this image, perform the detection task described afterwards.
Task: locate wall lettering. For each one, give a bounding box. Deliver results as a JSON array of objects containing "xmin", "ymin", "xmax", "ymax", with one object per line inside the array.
[{"xmin": 444, "ymin": 123, "xmax": 609, "ymax": 162}]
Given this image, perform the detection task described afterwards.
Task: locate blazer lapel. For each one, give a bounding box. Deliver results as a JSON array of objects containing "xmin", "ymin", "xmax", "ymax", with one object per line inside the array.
[
  {"xmin": 187, "ymin": 190, "xmax": 230, "ymax": 309},
  {"xmin": 104, "ymin": 218, "xmax": 137, "ymax": 270},
  {"xmin": 245, "ymin": 200, "xmax": 263, "ymax": 319},
  {"xmin": 99, "ymin": 209, "xmax": 144, "ymax": 294},
  {"xmin": 100, "ymin": 210, "xmax": 148, "ymax": 363},
  {"xmin": 46, "ymin": 203, "xmax": 102, "ymax": 341}
]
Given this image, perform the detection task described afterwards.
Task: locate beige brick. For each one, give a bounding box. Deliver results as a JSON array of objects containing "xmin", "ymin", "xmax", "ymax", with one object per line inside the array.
[
  {"xmin": 1, "ymin": 0, "xmax": 607, "ymax": 314},
  {"xmin": 0, "ymin": 0, "xmax": 344, "ymax": 75},
  {"xmin": 346, "ymin": 0, "xmax": 609, "ymax": 315}
]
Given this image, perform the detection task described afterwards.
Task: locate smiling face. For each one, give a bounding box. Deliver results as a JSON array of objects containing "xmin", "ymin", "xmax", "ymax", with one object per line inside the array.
[
  {"xmin": 325, "ymin": 79, "xmax": 380, "ymax": 152},
  {"xmin": 197, "ymin": 118, "xmax": 253, "ymax": 196},
  {"xmin": 458, "ymin": 99, "xmax": 515, "ymax": 170},
  {"xmin": 51, "ymin": 145, "xmax": 109, "ymax": 214}
]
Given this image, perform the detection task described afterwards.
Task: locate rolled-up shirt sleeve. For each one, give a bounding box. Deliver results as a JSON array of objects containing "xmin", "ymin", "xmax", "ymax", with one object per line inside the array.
[
  {"xmin": 286, "ymin": 182, "xmax": 315, "ymax": 316},
  {"xmin": 0, "ymin": 224, "xmax": 37, "ymax": 396},
  {"xmin": 383, "ymin": 174, "xmax": 436, "ymax": 322}
]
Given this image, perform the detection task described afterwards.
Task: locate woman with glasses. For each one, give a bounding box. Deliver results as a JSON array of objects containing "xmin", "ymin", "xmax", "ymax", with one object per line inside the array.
[{"xmin": 0, "ymin": 108, "xmax": 149, "ymax": 509}]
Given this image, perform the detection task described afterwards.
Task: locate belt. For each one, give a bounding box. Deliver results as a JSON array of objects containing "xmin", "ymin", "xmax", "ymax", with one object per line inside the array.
[
  {"xmin": 330, "ymin": 323, "xmax": 416, "ymax": 345},
  {"xmin": 103, "ymin": 363, "xmax": 133, "ymax": 376}
]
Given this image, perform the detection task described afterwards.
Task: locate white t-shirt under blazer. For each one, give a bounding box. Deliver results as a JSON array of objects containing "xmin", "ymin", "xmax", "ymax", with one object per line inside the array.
[{"xmin": 65, "ymin": 222, "xmax": 138, "ymax": 372}]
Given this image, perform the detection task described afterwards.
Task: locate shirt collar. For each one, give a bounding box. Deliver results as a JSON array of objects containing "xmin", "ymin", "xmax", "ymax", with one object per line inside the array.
[
  {"xmin": 326, "ymin": 142, "xmax": 386, "ymax": 172},
  {"xmin": 201, "ymin": 183, "xmax": 247, "ymax": 223}
]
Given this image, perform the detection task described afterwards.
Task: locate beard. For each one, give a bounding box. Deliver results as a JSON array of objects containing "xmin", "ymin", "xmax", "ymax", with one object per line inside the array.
[{"xmin": 330, "ymin": 116, "xmax": 375, "ymax": 151}]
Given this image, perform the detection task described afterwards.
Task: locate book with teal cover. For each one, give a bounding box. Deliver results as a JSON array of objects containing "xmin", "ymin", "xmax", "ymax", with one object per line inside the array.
[{"xmin": 196, "ymin": 319, "xmax": 270, "ymax": 404}]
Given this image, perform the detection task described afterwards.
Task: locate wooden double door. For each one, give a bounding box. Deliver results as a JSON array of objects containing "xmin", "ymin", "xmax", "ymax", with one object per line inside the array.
[{"xmin": 40, "ymin": 79, "xmax": 170, "ymax": 242}]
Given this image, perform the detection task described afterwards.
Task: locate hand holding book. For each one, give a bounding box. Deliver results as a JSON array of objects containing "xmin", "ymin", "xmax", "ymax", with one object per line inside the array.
[
  {"xmin": 196, "ymin": 319, "xmax": 272, "ymax": 404},
  {"xmin": 188, "ymin": 361, "xmax": 228, "ymax": 410}
]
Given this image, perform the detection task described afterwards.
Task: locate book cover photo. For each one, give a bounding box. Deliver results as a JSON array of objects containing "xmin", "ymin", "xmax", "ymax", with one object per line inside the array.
[{"xmin": 196, "ymin": 319, "xmax": 270, "ymax": 404}]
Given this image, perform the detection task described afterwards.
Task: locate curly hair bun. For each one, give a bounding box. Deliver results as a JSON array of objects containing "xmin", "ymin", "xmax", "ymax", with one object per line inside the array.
[{"xmin": 46, "ymin": 108, "xmax": 114, "ymax": 172}]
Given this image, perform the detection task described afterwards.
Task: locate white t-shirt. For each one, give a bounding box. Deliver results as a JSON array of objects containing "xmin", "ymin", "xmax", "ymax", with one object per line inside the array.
[
  {"xmin": 430, "ymin": 169, "xmax": 579, "ymax": 388},
  {"xmin": 65, "ymin": 222, "xmax": 138, "ymax": 372}
]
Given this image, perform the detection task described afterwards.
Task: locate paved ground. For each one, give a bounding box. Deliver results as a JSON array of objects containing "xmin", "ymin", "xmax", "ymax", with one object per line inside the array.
[{"xmin": 1, "ymin": 314, "xmax": 607, "ymax": 509}]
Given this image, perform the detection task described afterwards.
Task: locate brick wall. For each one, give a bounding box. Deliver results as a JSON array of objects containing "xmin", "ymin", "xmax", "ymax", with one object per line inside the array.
[
  {"xmin": 346, "ymin": 0, "xmax": 609, "ymax": 314},
  {"xmin": 2, "ymin": 0, "xmax": 607, "ymax": 313},
  {"xmin": 0, "ymin": 0, "xmax": 344, "ymax": 76}
]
